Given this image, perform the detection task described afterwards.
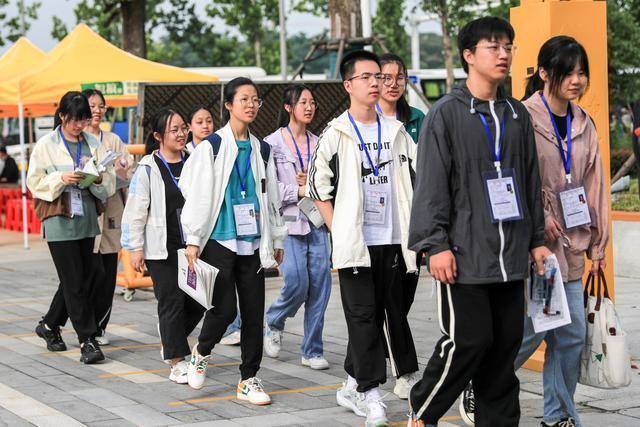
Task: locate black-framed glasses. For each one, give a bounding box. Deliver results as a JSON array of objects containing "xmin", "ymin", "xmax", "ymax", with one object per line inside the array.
[{"xmin": 347, "ymin": 72, "xmax": 385, "ymax": 83}]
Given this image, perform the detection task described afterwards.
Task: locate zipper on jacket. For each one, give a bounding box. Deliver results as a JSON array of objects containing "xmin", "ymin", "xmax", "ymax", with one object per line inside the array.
[{"xmin": 489, "ymin": 100, "xmax": 508, "ymax": 282}]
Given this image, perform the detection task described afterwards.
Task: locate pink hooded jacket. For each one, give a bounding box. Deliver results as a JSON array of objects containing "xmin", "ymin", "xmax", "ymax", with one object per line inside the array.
[{"xmin": 523, "ymin": 92, "xmax": 609, "ymax": 282}]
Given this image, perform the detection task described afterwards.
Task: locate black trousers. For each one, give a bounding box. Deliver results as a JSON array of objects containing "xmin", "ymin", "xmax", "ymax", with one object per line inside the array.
[
  {"xmin": 147, "ymin": 249, "xmax": 205, "ymax": 360},
  {"xmin": 46, "ymin": 252, "xmax": 119, "ymax": 333},
  {"xmin": 338, "ymin": 245, "xmax": 418, "ymax": 392},
  {"xmin": 196, "ymin": 240, "xmax": 264, "ymax": 380},
  {"xmin": 44, "ymin": 238, "xmax": 98, "ymax": 343},
  {"xmin": 410, "ymin": 281, "xmax": 524, "ymax": 426},
  {"xmin": 401, "ymin": 254, "xmax": 421, "ymax": 316}
]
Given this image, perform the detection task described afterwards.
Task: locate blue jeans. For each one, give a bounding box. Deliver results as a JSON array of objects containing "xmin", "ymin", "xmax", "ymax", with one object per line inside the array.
[
  {"xmin": 515, "ymin": 279, "xmax": 586, "ymax": 426},
  {"xmin": 265, "ymin": 224, "xmax": 332, "ymax": 358},
  {"xmin": 224, "ymin": 312, "xmax": 241, "ymax": 336}
]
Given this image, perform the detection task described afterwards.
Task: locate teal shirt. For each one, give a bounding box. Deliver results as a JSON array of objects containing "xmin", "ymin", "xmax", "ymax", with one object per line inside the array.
[
  {"xmin": 43, "ymin": 141, "xmax": 100, "ymax": 242},
  {"xmin": 404, "ymin": 106, "xmax": 425, "ymax": 143},
  {"xmin": 210, "ymin": 140, "xmax": 260, "ymax": 241}
]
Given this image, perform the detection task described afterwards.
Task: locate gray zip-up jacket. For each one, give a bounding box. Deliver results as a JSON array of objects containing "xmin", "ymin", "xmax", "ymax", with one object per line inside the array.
[{"xmin": 409, "ymin": 83, "xmax": 545, "ymax": 284}]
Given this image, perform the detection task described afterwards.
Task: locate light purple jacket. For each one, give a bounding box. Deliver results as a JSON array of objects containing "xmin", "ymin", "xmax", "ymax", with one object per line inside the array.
[{"xmin": 264, "ymin": 129, "xmax": 317, "ymax": 236}]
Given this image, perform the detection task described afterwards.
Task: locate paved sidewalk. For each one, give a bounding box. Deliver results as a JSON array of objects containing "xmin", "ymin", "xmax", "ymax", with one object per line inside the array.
[{"xmin": 0, "ymin": 230, "xmax": 638, "ymax": 426}]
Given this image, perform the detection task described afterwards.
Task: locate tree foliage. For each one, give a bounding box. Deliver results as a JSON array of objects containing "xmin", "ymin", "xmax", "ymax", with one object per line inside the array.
[
  {"xmin": 0, "ymin": 0, "xmax": 40, "ymax": 47},
  {"xmin": 607, "ymin": 0, "xmax": 640, "ymax": 106},
  {"xmin": 373, "ymin": 0, "xmax": 409, "ymax": 60}
]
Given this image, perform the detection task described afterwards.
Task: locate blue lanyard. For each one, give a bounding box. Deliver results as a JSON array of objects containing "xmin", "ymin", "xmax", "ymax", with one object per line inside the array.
[
  {"xmin": 156, "ymin": 151, "xmax": 184, "ymax": 190},
  {"xmin": 234, "ymin": 145, "xmax": 253, "ymax": 199},
  {"xmin": 192, "ymin": 141, "xmax": 196, "ymax": 150},
  {"xmin": 285, "ymin": 126, "xmax": 310, "ymax": 172},
  {"xmin": 477, "ymin": 110, "xmax": 506, "ymax": 171},
  {"xmin": 59, "ymin": 128, "xmax": 82, "ymax": 168},
  {"xmin": 539, "ymin": 92, "xmax": 573, "ymax": 183},
  {"xmin": 375, "ymin": 103, "xmax": 398, "ymax": 119},
  {"xmin": 348, "ymin": 112, "xmax": 382, "ymax": 176}
]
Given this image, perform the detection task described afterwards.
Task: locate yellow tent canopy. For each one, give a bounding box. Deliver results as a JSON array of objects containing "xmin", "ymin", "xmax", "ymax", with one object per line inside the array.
[
  {"xmin": 0, "ymin": 24, "xmax": 217, "ymax": 117},
  {"xmin": 0, "ymin": 38, "xmax": 48, "ymax": 117}
]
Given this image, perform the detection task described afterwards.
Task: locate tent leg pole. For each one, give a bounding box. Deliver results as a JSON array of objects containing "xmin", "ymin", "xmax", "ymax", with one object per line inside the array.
[{"xmin": 18, "ymin": 102, "xmax": 29, "ymax": 250}]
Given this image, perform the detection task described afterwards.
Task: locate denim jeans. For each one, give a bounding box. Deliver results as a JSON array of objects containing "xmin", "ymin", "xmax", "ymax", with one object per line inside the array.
[
  {"xmin": 515, "ymin": 279, "xmax": 586, "ymax": 426},
  {"xmin": 224, "ymin": 312, "xmax": 241, "ymax": 336},
  {"xmin": 265, "ymin": 224, "xmax": 332, "ymax": 358}
]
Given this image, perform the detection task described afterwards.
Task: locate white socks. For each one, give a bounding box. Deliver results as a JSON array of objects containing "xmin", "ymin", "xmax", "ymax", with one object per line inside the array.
[
  {"xmin": 365, "ymin": 386, "xmax": 381, "ymax": 401},
  {"xmin": 346, "ymin": 375, "xmax": 358, "ymax": 390}
]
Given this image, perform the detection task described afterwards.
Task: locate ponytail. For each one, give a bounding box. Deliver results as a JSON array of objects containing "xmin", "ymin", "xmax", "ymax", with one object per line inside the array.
[{"xmin": 524, "ymin": 70, "xmax": 545, "ymax": 100}]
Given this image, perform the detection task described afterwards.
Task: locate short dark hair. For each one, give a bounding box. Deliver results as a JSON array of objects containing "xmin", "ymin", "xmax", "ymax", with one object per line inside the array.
[
  {"xmin": 457, "ymin": 17, "xmax": 515, "ymax": 73},
  {"xmin": 0, "ymin": 145, "xmax": 6, "ymax": 154},
  {"xmin": 222, "ymin": 77, "xmax": 260, "ymax": 124},
  {"xmin": 524, "ymin": 35, "xmax": 590, "ymax": 99},
  {"xmin": 277, "ymin": 84, "xmax": 315, "ymax": 128},
  {"xmin": 53, "ymin": 91, "xmax": 92, "ymax": 129},
  {"xmin": 81, "ymin": 88, "xmax": 106, "ymax": 105},
  {"xmin": 339, "ymin": 50, "xmax": 381, "ymax": 81}
]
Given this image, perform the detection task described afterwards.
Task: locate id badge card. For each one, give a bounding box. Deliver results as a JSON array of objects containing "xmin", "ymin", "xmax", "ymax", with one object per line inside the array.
[
  {"xmin": 481, "ymin": 168, "xmax": 523, "ymax": 223},
  {"xmin": 232, "ymin": 196, "xmax": 260, "ymax": 237},
  {"xmin": 558, "ymin": 184, "xmax": 591, "ymax": 229},
  {"xmin": 69, "ymin": 187, "xmax": 84, "ymax": 217},
  {"xmin": 364, "ymin": 190, "xmax": 388, "ymax": 225}
]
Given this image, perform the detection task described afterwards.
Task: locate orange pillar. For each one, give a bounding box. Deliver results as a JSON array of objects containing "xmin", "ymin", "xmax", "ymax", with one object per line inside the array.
[{"xmin": 510, "ymin": 0, "xmax": 613, "ymax": 371}]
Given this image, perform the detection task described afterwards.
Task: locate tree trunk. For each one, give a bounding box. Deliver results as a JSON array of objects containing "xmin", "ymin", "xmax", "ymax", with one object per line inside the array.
[
  {"xmin": 328, "ymin": 0, "xmax": 362, "ymax": 39},
  {"xmin": 440, "ymin": 7, "xmax": 455, "ymax": 93},
  {"xmin": 254, "ymin": 37, "xmax": 262, "ymax": 69},
  {"xmin": 121, "ymin": 0, "xmax": 146, "ymax": 58}
]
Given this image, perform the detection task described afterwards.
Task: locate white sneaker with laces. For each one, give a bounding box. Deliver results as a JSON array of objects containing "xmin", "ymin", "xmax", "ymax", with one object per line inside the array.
[
  {"xmin": 394, "ymin": 371, "xmax": 420, "ymax": 400},
  {"xmin": 336, "ymin": 383, "xmax": 366, "ymax": 417},
  {"xmin": 169, "ymin": 360, "xmax": 188, "ymax": 384},
  {"xmin": 365, "ymin": 395, "xmax": 389, "ymax": 427},
  {"xmin": 236, "ymin": 377, "xmax": 271, "ymax": 405},
  {"xmin": 220, "ymin": 330, "xmax": 241, "ymax": 346},
  {"xmin": 301, "ymin": 356, "xmax": 330, "ymax": 370},
  {"xmin": 187, "ymin": 344, "xmax": 210, "ymax": 390},
  {"xmin": 263, "ymin": 326, "xmax": 282, "ymax": 358}
]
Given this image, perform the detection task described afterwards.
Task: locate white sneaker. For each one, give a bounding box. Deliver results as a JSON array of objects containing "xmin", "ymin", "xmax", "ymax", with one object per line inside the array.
[
  {"xmin": 301, "ymin": 356, "xmax": 330, "ymax": 370},
  {"xmin": 263, "ymin": 326, "xmax": 282, "ymax": 358},
  {"xmin": 336, "ymin": 383, "xmax": 366, "ymax": 417},
  {"xmin": 187, "ymin": 344, "xmax": 210, "ymax": 390},
  {"xmin": 220, "ymin": 330, "xmax": 241, "ymax": 346},
  {"xmin": 169, "ymin": 360, "xmax": 188, "ymax": 384},
  {"xmin": 236, "ymin": 377, "xmax": 271, "ymax": 405},
  {"xmin": 394, "ymin": 371, "xmax": 420, "ymax": 400},
  {"xmin": 365, "ymin": 395, "xmax": 389, "ymax": 427},
  {"xmin": 95, "ymin": 330, "xmax": 110, "ymax": 346}
]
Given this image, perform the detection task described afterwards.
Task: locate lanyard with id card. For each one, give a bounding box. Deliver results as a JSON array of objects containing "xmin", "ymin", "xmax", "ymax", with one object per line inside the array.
[
  {"xmin": 60, "ymin": 129, "xmax": 85, "ymax": 217},
  {"xmin": 540, "ymin": 93, "xmax": 592, "ymax": 229},
  {"xmin": 232, "ymin": 148, "xmax": 260, "ymax": 238},
  {"xmin": 478, "ymin": 111, "xmax": 524, "ymax": 223},
  {"xmin": 156, "ymin": 152, "xmax": 187, "ymax": 245}
]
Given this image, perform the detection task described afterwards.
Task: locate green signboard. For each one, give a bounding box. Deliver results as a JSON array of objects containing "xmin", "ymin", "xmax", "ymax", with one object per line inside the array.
[{"xmin": 81, "ymin": 81, "xmax": 125, "ymax": 96}]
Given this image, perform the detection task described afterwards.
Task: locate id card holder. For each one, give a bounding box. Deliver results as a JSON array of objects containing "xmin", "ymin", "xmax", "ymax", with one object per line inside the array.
[
  {"xmin": 68, "ymin": 187, "xmax": 84, "ymax": 217},
  {"xmin": 558, "ymin": 183, "xmax": 591, "ymax": 229},
  {"xmin": 364, "ymin": 190, "xmax": 388, "ymax": 225},
  {"xmin": 232, "ymin": 196, "xmax": 260, "ymax": 237},
  {"xmin": 481, "ymin": 168, "xmax": 523, "ymax": 223}
]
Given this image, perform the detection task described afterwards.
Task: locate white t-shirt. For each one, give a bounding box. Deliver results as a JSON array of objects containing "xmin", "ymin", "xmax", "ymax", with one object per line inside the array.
[{"xmin": 353, "ymin": 119, "xmax": 401, "ymax": 246}]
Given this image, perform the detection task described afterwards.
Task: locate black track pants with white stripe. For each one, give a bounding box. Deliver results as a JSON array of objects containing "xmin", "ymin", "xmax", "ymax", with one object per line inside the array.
[
  {"xmin": 410, "ymin": 280, "xmax": 524, "ymax": 426},
  {"xmin": 338, "ymin": 244, "xmax": 419, "ymax": 393}
]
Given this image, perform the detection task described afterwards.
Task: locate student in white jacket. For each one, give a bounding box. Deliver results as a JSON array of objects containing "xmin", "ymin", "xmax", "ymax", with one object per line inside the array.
[
  {"xmin": 306, "ymin": 51, "xmax": 418, "ymax": 427},
  {"xmin": 27, "ymin": 91, "xmax": 115, "ymax": 365},
  {"xmin": 121, "ymin": 108, "xmax": 205, "ymax": 384},
  {"xmin": 180, "ymin": 77, "xmax": 287, "ymax": 406}
]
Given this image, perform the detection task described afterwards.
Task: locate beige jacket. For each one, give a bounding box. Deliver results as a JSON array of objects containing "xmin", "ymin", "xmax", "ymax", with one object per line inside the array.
[
  {"xmin": 94, "ymin": 131, "xmax": 135, "ymax": 254},
  {"xmin": 523, "ymin": 93, "xmax": 609, "ymax": 281}
]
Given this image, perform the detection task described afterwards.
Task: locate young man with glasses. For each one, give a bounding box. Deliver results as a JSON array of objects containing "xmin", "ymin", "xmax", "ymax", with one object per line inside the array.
[
  {"xmin": 407, "ymin": 17, "xmax": 549, "ymax": 427},
  {"xmin": 307, "ymin": 50, "xmax": 418, "ymax": 427}
]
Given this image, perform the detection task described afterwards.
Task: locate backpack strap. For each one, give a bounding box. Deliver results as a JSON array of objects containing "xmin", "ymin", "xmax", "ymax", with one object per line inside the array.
[
  {"xmin": 259, "ymin": 139, "xmax": 271, "ymax": 165},
  {"xmin": 205, "ymin": 133, "xmax": 270, "ymax": 165}
]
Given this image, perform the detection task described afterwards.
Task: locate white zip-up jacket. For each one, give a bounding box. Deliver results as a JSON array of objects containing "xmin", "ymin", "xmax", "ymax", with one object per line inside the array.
[
  {"xmin": 27, "ymin": 128, "xmax": 115, "ymax": 203},
  {"xmin": 306, "ymin": 111, "xmax": 418, "ymax": 271},
  {"xmin": 179, "ymin": 123, "xmax": 287, "ymax": 268},
  {"xmin": 120, "ymin": 153, "xmax": 174, "ymax": 260}
]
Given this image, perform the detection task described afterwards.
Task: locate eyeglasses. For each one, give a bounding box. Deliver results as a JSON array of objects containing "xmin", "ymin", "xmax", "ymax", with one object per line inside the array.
[
  {"xmin": 236, "ymin": 97, "xmax": 263, "ymax": 108},
  {"xmin": 297, "ymin": 100, "xmax": 318, "ymax": 109},
  {"xmin": 168, "ymin": 126, "xmax": 189, "ymax": 136},
  {"xmin": 347, "ymin": 72, "xmax": 385, "ymax": 83},
  {"xmin": 382, "ymin": 74, "xmax": 406, "ymax": 87},
  {"xmin": 474, "ymin": 43, "xmax": 516, "ymax": 55}
]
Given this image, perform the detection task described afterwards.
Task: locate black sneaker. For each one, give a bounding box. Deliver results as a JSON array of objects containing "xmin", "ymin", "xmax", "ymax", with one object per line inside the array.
[
  {"xmin": 542, "ymin": 418, "xmax": 576, "ymax": 427},
  {"xmin": 80, "ymin": 338, "xmax": 105, "ymax": 364},
  {"xmin": 458, "ymin": 382, "xmax": 475, "ymax": 426},
  {"xmin": 35, "ymin": 321, "xmax": 67, "ymax": 352}
]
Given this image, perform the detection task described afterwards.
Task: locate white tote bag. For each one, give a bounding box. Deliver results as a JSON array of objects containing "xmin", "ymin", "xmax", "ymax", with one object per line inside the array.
[{"xmin": 579, "ymin": 270, "xmax": 631, "ymax": 389}]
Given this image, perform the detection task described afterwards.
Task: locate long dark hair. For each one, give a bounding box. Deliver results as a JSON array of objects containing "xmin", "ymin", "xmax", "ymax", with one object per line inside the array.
[
  {"xmin": 222, "ymin": 77, "xmax": 260, "ymax": 124},
  {"xmin": 379, "ymin": 53, "xmax": 411, "ymax": 124},
  {"xmin": 145, "ymin": 108, "xmax": 186, "ymax": 155},
  {"xmin": 524, "ymin": 36, "xmax": 590, "ymax": 100},
  {"xmin": 53, "ymin": 91, "xmax": 92, "ymax": 129},
  {"xmin": 186, "ymin": 104, "xmax": 214, "ymax": 143},
  {"xmin": 277, "ymin": 84, "xmax": 315, "ymax": 128}
]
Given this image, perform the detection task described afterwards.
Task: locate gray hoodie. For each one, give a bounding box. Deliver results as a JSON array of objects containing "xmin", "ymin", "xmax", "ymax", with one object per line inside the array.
[{"xmin": 409, "ymin": 83, "xmax": 545, "ymax": 284}]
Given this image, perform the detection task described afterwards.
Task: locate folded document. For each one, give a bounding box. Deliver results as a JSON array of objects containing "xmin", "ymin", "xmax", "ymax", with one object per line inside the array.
[{"xmin": 177, "ymin": 249, "xmax": 218, "ymax": 310}]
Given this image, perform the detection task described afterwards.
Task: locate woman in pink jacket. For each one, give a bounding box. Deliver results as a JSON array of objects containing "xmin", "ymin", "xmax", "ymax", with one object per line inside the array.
[{"xmin": 262, "ymin": 84, "xmax": 332, "ymax": 370}]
